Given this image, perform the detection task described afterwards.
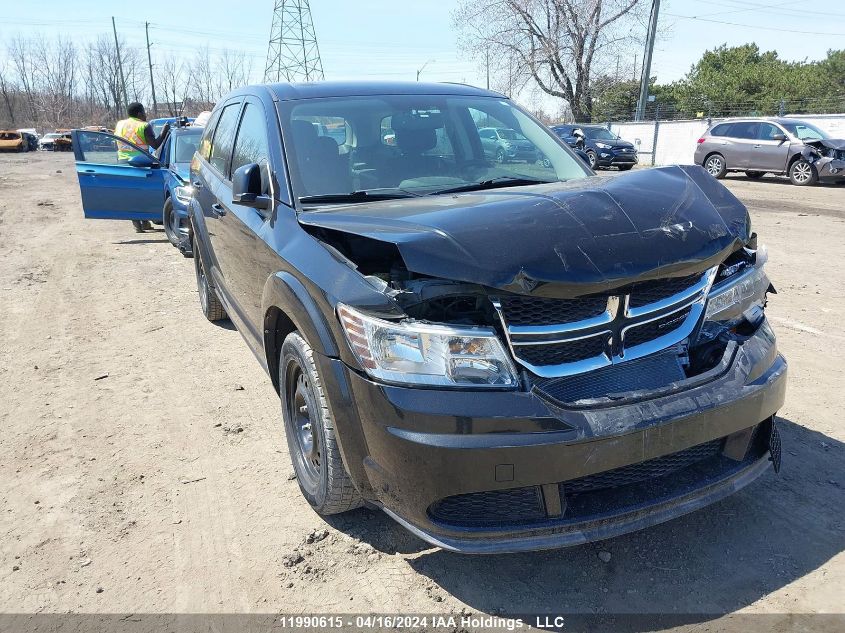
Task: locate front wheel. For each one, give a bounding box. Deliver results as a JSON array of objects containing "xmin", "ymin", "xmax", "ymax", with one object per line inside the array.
[
  {"xmin": 704, "ymin": 153, "xmax": 727, "ymax": 179},
  {"xmin": 586, "ymin": 149, "xmax": 598, "ymax": 170},
  {"xmin": 163, "ymin": 198, "xmax": 181, "ymax": 247},
  {"xmin": 495, "ymin": 148, "xmax": 506, "ymax": 164},
  {"xmin": 281, "ymin": 332, "xmax": 361, "ymax": 515},
  {"xmin": 193, "ymin": 238, "xmax": 227, "ymax": 322},
  {"xmin": 789, "ymin": 159, "xmax": 817, "ymax": 186}
]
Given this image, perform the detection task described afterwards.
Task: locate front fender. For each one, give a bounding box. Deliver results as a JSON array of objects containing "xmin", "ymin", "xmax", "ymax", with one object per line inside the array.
[{"xmin": 261, "ymin": 271, "xmax": 340, "ymax": 360}]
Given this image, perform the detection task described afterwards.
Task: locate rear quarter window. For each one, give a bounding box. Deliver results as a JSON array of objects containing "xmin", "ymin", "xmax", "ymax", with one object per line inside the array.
[{"xmin": 709, "ymin": 123, "xmax": 731, "ymax": 137}]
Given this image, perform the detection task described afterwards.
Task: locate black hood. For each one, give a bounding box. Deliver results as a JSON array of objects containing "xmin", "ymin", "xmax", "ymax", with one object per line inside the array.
[
  {"xmin": 610, "ymin": 139, "xmax": 635, "ymax": 149},
  {"xmin": 298, "ymin": 165, "xmax": 751, "ymax": 298},
  {"xmin": 806, "ymin": 138, "xmax": 845, "ymax": 151}
]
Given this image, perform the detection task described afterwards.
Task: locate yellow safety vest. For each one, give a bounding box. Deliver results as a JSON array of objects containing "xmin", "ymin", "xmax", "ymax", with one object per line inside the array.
[{"xmin": 114, "ymin": 117, "xmax": 150, "ymax": 161}]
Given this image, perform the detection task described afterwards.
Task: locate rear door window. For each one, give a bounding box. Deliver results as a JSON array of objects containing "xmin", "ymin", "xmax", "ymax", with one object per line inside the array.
[
  {"xmin": 729, "ymin": 122, "xmax": 760, "ymax": 140},
  {"xmin": 709, "ymin": 123, "xmax": 731, "ymax": 137}
]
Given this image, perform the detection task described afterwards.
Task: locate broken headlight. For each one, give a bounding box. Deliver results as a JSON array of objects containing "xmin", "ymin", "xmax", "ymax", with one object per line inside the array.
[
  {"xmin": 701, "ymin": 247, "xmax": 770, "ymax": 339},
  {"xmin": 337, "ymin": 304, "xmax": 518, "ymax": 388}
]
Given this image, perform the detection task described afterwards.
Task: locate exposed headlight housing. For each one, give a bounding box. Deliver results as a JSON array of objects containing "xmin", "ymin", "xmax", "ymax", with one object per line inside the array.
[
  {"xmin": 703, "ymin": 246, "xmax": 770, "ymax": 328},
  {"xmin": 174, "ymin": 185, "xmax": 194, "ymax": 204},
  {"xmin": 337, "ymin": 304, "xmax": 519, "ymax": 388}
]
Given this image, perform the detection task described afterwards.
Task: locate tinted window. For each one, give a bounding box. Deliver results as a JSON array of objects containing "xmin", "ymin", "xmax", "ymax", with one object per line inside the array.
[
  {"xmin": 729, "ymin": 122, "xmax": 759, "ymax": 140},
  {"xmin": 758, "ymin": 123, "xmax": 783, "ymax": 140},
  {"xmin": 709, "ymin": 123, "xmax": 731, "ymax": 137},
  {"xmin": 209, "ymin": 103, "xmax": 241, "ymax": 175},
  {"xmin": 231, "ymin": 103, "xmax": 271, "ymax": 193},
  {"xmin": 585, "ymin": 127, "xmax": 617, "ymax": 140}
]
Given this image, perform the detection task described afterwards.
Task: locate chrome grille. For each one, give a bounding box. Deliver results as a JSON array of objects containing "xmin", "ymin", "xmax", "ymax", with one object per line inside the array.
[{"xmin": 494, "ymin": 268, "xmax": 717, "ymax": 378}]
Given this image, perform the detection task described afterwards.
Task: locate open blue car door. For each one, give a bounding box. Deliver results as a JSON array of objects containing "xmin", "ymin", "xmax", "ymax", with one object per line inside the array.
[{"xmin": 71, "ymin": 129, "xmax": 165, "ymax": 221}]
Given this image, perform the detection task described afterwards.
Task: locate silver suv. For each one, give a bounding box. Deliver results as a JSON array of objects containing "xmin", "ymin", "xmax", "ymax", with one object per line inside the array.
[{"xmin": 694, "ymin": 117, "xmax": 844, "ymax": 186}]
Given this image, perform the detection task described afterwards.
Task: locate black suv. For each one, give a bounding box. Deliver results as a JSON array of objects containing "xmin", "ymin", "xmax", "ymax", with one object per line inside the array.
[
  {"xmin": 186, "ymin": 81, "xmax": 785, "ymax": 553},
  {"xmin": 552, "ymin": 124, "xmax": 638, "ymax": 170}
]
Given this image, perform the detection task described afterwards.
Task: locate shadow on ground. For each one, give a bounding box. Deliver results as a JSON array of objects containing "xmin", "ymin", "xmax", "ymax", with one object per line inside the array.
[{"xmin": 344, "ymin": 417, "xmax": 844, "ymax": 624}]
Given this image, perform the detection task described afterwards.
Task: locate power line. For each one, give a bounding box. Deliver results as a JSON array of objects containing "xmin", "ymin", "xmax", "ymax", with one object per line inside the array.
[{"xmin": 665, "ymin": 12, "xmax": 845, "ymax": 36}]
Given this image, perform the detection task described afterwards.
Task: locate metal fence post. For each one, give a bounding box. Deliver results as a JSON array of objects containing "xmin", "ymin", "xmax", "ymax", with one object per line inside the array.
[{"xmin": 651, "ymin": 104, "xmax": 661, "ymax": 166}]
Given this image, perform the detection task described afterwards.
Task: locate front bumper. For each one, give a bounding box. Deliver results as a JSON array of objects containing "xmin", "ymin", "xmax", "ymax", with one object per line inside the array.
[
  {"xmin": 597, "ymin": 150, "xmax": 638, "ymax": 166},
  {"xmin": 318, "ymin": 323, "xmax": 786, "ymax": 553}
]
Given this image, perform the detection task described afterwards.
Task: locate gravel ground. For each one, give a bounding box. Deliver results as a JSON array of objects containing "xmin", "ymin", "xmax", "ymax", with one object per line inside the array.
[{"xmin": 0, "ymin": 153, "xmax": 843, "ymax": 629}]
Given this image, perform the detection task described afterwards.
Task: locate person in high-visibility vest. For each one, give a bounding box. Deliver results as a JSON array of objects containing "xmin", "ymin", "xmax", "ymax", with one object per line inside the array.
[{"xmin": 114, "ymin": 102, "xmax": 170, "ymax": 232}]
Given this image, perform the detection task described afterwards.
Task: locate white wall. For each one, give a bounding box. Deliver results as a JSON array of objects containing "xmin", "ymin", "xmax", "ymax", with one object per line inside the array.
[{"xmin": 607, "ymin": 114, "xmax": 845, "ymax": 167}]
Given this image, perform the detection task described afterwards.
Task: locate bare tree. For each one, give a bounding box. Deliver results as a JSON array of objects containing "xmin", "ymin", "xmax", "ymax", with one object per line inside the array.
[
  {"xmin": 216, "ymin": 49, "xmax": 253, "ymax": 96},
  {"xmin": 156, "ymin": 54, "xmax": 189, "ymax": 116},
  {"xmin": 0, "ymin": 59, "xmax": 17, "ymax": 125},
  {"xmin": 454, "ymin": 0, "xmax": 645, "ymax": 121}
]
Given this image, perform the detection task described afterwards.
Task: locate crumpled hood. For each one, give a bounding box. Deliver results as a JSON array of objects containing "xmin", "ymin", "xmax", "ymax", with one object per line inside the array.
[
  {"xmin": 298, "ymin": 165, "xmax": 751, "ymax": 297},
  {"xmin": 806, "ymin": 138, "xmax": 845, "ymax": 151}
]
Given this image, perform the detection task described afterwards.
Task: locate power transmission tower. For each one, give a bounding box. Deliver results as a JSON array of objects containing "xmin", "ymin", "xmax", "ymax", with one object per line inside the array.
[{"xmin": 263, "ymin": 0, "xmax": 325, "ymax": 83}]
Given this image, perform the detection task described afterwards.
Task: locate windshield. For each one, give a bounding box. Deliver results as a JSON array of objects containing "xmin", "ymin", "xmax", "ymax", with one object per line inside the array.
[
  {"xmin": 780, "ymin": 121, "xmax": 829, "ymax": 141},
  {"xmin": 585, "ymin": 127, "xmax": 618, "ymax": 141},
  {"xmin": 279, "ymin": 94, "xmax": 589, "ymax": 203},
  {"xmin": 44, "ymin": 134, "xmax": 60, "ymax": 140},
  {"xmin": 497, "ymin": 128, "xmax": 525, "ymax": 141},
  {"xmin": 172, "ymin": 130, "xmax": 201, "ymax": 167}
]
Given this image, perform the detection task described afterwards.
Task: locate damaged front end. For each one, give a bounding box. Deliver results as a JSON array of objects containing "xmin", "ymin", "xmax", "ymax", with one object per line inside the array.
[
  {"xmin": 803, "ymin": 139, "xmax": 845, "ymax": 182},
  {"xmin": 299, "ymin": 165, "xmax": 786, "ymax": 551},
  {"xmin": 301, "ymin": 165, "xmax": 770, "ymax": 402}
]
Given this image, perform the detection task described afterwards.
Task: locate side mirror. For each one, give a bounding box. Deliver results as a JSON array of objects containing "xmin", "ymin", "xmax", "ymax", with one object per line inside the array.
[
  {"xmin": 128, "ymin": 154, "xmax": 158, "ymax": 169},
  {"xmin": 772, "ymin": 133, "xmax": 787, "ymax": 142},
  {"xmin": 232, "ymin": 163, "xmax": 272, "ymax": 210},
  {"xmin": 575, "ymin": 149, "xmax": 592, "ymax": 167}
]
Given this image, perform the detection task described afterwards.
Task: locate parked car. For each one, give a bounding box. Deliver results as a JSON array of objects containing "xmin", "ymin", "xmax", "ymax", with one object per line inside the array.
[
  {"xmin": 155, "ymin": 124, "xmax": 203, "ymax": 252},
  {"xmin": 53, "ymin": 132, "xmax": 73, "ymax": 152},
  {"xmin": 478, "ymin": 127, "xmax": 539, "ymax": 163},
  {"xmin": 17, "ymin": 128, "xmax": 40, "ymax": 151},
  {"xmin": 70, "ymin": 81, "xmax": 785, "ymax": 554},
  {"xmin": 69, "ymin": 122, "xmax": 203, "ymax": 249},
  {"xmin": 694, "ymin": 117, "xmax": 845, "ymax": 186},
  {"xmin": 551, "ymin": 124, "xmax": 638, "ymax": 170},
  {"xmin": 150, "ymin": 116, "xmax": 195, "ymax": 137},
  {"xmin": 0, "ymin": 130, "xmax": 28, "ymax": 152},
  {"xmin": 39, "ymin": 132, "xmax": 62, "ymax": 151}
]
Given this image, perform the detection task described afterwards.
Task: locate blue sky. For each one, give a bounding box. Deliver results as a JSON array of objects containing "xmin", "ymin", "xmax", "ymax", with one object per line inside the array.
[{"xmin": 2, "ymin": 0, "xmax": 843, "ymax": 92}]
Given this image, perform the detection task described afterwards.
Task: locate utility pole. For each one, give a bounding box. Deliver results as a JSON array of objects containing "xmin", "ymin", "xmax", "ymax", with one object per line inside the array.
[
  {"xmin": 145, "ymin": 22, "xmax": 158, "ymax": 118},
  {"xmin": 486, "ymin": 48, "xmax": 490, "ymax": 90},
  {"xmin": 112, "ymin": 17, "xmax": 128, "ymax": 110},
  {"xmin": 635, "ymin": 0, "xmax": 660, "ymax": 121}
]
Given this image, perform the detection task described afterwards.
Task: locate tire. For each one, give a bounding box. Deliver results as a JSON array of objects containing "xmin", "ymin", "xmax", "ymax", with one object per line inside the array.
[
  {"xmin": 281, "ymin": 332, "xmax": 362, "ymax": 515},
  {"xmin": 193, "ymin": 237, "xmax": 227, "ymax": 322},
  {"xmin": 540, "ymin": 157, "xmax": 552, "ymax": 169},
  {"xmin": 131, "ymin": 220, "xmax": 149, "ymax": 233},
  {"xmin": 745, "ymin": 171, "xmax": 765, "ymax": 179},
  {"xmin": 789, "ymin": 158, "xmax": 817, "ymax": 186},
  {"xmin": 704, "ymin": 153, "xmax": 727, "ymax": 179},
  {"xmin": 163, "ymin": 198, "xmax": 181, "ymax": 247},
  {"xmin": 495, "ymin": 148, "xmax": 506, "ymax": 164},
  {"xmin": 586, "ymin": 150, "xmax": 598, "ymax": 169},
  {"xmin": 618, "ymin": 164, "xmax": 633, "ymax": 171}
]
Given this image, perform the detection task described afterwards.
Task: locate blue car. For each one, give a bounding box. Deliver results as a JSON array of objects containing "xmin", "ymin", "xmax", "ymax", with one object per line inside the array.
[
  {"xmin": 551, "ymin": 124, "xmax": 637, "ymax": 171},
  {"xmin": 150, "ymin": 116, "xmax": 195, "ymax": 137},
  {"xmin": 71, "ymin": 124, "xmax": 202, "ymax": 256}
]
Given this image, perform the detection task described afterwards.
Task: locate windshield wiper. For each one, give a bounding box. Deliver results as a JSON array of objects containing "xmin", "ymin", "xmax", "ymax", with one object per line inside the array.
[
  {"xmin": 429, "ymin": 176, "xmax": 553, "ymax": 196},
  {"xmin": 298, "ymin": 188, "xmax": 420, "ymax": 205}
]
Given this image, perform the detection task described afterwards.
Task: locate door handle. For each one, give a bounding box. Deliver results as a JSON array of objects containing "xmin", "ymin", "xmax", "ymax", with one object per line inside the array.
[
  {"xmin": 84, "ymin": 169, "xmax": 96, "ymax": 173},
  {"xmin": 211, "ymin": 203, "xmax": 227, "ymax": 217},
  {"xmin": 192, "ymin": 180, "xmax": 204, "ymax": 189},
  {"xmin": 753, "ymin": 144, "xmax": 762, "ymax": 148}
]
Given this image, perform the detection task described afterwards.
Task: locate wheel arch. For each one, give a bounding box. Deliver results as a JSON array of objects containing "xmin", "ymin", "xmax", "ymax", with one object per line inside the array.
[{"xmin": 262, "ymin": 271, "xmax": 340, "ymax": 393}]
